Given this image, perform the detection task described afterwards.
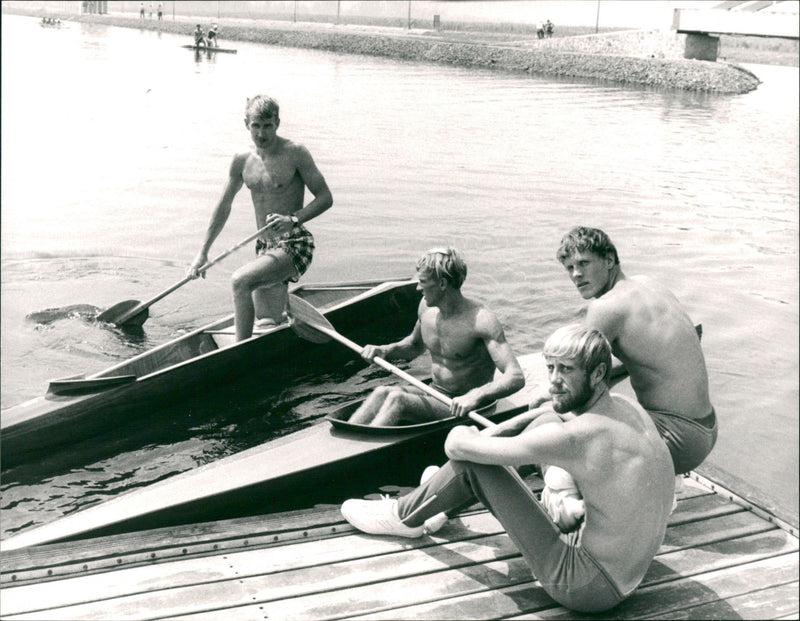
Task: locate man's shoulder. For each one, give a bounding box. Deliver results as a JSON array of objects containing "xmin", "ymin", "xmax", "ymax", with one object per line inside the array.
[{"xmin": 277, "ymin": 137, "xmax": 310, "ymax": 156}]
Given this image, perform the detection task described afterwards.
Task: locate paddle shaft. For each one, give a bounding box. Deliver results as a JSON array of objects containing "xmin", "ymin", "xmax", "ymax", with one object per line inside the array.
[
  {"xmin": 307, "ymin": 322, "xmax": 494, "ymax": 428},
  {"xmin": 111, "ymin": 224, "xmax": 272, "ymax": 325}
]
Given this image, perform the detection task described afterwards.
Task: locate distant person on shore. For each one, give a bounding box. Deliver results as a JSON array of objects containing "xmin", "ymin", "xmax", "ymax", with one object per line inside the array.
[
  {"xmin": 187, "ymin": 95, "xmax": 333, "ymax": 341},
  {"xmin": 531, "ymin": 226, "xmax": 717, "ymax": 475},
  {"xmin": 545, "ymin": 19, "xmax": 554, "ymax": 37},
  {"xmin": 207, "ymin": 24, "xmax": 219, "ymax": 48},
  {"xmin": 536, "ymin": 21, "xmax": 545, "ymax": 39},
  {"xmin": 157, "ymin": 3, "xmax": 163, "ymax": 20},
  {"xmin": 139, "ymin": 2, "xmax": 144, "ymax": 19},
  {"xmin": 347, "ymin": 247, "xmax": 525, "ymax": 426},
  {"xmin": 148, "ymin": 3, "xmax": 153, "ymax": 19},
  {"xmin": 193, "ymin": 24, "xmax": 207, "ymax": 48},
  {"xmin": 341, "ymin": 324, "xmax": 675, "ymax": 613}
]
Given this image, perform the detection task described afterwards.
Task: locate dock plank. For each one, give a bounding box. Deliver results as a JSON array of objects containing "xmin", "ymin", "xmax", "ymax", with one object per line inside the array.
[
  {"xmin": 0, "ymin": 489, "xmax": 753, "ymax": 611},
  {"xmin": 521, "ymin": 553, "xmax": 799, "ymax": 620},
  {"xmin": 357, "ymin": 530, "xmax": 798, "ymax": 621},
  {"xmin": 1, "ymin": 473, "xmax": 797, "ymax": 621},
  {"xmin": 2, "ymin": 507, "xmax": 787, "ymax": 620},
  {"xmin": 648, "ymin": 580, "xmax": 799, "ymax": 619}
]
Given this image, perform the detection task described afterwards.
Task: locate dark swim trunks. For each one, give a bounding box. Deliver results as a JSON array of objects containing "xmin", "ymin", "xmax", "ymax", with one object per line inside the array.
[
  {"xmin": 648, "ymin": 407, "xmax": 717, "ymax": 475},
  {"xmin": 255, "ymin": 223, "xmax": 314, "ymax": 283}
]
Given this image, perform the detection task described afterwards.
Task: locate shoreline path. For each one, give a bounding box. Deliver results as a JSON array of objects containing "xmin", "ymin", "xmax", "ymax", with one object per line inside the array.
[{"xmin": 6, "ymin": 6, "xmax": 762, "ymax": 93}]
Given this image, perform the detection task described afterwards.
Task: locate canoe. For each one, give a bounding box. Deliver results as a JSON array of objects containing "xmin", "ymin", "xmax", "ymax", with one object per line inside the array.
[
  {"xmin": 0, "ymin": 352, "xmax": 544, "ymax": 550},
  {"xmin": 1, "ymin": 278, "xmax": 420, "ymax": 467},
  {"xmin": 181, "ymin": 44, "xmax": 237, "ymax": 53}
]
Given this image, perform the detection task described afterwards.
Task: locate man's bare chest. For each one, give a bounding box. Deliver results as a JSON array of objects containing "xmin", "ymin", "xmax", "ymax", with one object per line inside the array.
[
  {"xmin": 242, "ymin": 156, "xmax": 299, "ymax": 193},
  {"xmin": 421, "ymin": 319, "xmax": 480, "ymax": 359}
]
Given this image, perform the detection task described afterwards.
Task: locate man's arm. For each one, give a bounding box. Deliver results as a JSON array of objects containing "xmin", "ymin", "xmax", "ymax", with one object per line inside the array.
[
  {"xmin": 444, "ymin": 417, "xmax": 590, "ymax": 476},
  {"xmin": 451, "ymin": 309, "xmax": 525, "ymax": 417},
  {"xmin": 479, "ymin": 406, "xmax": 558, "ymax": 437},
  {"xmin": 361, "ymin": 301, "xmax": 427, "ymax": 364},
  {"xmin": 188, "ymin": 154, "xmax": 245, "ymax": 278},
  {"xmin": 293, "ymin": 145, "xmax": 333, "ymax": 225}
]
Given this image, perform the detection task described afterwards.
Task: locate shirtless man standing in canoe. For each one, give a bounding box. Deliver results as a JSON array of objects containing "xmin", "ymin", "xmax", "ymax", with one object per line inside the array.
[
  {"xmin": 348, "ymin": 247, "xmax": 525, "ymax": 426},
  {"xmin": 188, "ymin": 95, "xmax": 333, "ymax": 341},
  {"xmin": 534, "ymin": 226, "xmax": 717, "ymax": 474}
]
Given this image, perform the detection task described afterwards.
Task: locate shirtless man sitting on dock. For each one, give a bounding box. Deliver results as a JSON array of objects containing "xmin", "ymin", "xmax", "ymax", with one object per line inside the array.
[
  {"xmin": 341, "ymin": 324, "xmax": 675, "ymax": 613},
  {"xmin": 187, "ymin": 95, "xmax": 333, "ymax": 341},
  {"xmin": 348, "ymin": 247, "xmax": 525, "ymax": 426},
  {"xmin": 533, "ymin": 226, "xmax": 717, "ymax": 474}
]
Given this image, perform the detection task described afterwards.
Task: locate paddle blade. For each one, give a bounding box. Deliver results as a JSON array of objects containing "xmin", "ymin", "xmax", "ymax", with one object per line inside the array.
[
  {"xmin": 96, "ymin": 300, "xmax": 146, "ymax": 326},
  {"xmin": 117, "ymin": 307, "xmax": 150, "ymax": 327},
  {"xmin": 287, "ymin": 295, "xmax": 334, "ymax": 344}
]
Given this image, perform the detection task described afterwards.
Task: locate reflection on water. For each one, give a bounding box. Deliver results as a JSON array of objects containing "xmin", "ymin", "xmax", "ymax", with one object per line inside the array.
[{"xmin": 1, "ymin": 14, "xmax": 797, "ymax": 536}]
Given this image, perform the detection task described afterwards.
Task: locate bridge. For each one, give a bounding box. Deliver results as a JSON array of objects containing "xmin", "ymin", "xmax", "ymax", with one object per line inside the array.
[{"xmin": 673, "ymin": 1, "xmax": 799, "ymax": 61}]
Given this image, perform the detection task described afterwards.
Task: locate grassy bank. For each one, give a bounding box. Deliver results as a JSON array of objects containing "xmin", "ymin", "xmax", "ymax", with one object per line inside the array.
[{"xmin": 6, "ymin": 7, "xmax": 764, "ymax": 93}]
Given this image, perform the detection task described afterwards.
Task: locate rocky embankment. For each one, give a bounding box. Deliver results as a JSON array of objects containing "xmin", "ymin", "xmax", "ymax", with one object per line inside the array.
[{"xmin": 11, "ymin": 8, "xmax": 761, "ymax": 93}]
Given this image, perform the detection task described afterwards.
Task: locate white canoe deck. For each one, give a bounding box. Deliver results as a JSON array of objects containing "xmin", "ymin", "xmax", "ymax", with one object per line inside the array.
[{"xmin": 1, "ymin": 473, "xmax": 797, "ymax": 620}]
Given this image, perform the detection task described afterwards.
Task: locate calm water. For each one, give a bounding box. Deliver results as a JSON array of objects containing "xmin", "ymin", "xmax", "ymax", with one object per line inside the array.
[{"xmin": 1, "ymin": 15, "xmax": 797, "ymax": 537}]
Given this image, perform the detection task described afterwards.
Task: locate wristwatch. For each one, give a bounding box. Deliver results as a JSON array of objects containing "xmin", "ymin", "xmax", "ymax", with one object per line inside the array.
[{"xmin": 290, "ymin": 215, "xmax": 299, "ymax": 227}]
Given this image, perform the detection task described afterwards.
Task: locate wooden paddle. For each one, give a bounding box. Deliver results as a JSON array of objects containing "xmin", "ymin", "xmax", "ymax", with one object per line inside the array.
[
  {"xmin": 288, "ymin": 294, "xmax": 494, "ymax": 428},
  {"xmin": 96, "ymin": 225, "xmax": 271, "ymax": 327}
]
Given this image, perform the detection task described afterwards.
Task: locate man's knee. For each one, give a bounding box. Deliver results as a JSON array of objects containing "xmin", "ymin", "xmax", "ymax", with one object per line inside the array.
[
  {"xmin": 231, "ymin": 269, "xmax": 255, "ymax": 294},
  {"xmin": 370, "ymin": 386, "xmax": 393, "ymax": 401},
  {"xmin": 382, "ymin": 388, "xmax": 413, "ymax": 410}
]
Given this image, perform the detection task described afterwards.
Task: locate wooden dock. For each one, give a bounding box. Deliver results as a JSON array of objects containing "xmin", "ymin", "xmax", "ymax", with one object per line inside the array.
[{"xmin": 1, "ymin": 472, "xmax": 797, "ymax": 620}]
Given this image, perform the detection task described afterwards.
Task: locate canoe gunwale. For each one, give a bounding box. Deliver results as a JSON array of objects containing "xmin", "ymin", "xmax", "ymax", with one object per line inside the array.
[{"xmin": 1, "ymin": 278, "xmax": 420, "ymax": 463}]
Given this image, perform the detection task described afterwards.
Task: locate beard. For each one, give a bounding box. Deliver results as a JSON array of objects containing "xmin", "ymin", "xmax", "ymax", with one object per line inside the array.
[{"xmin": 551, "ymin": 374, "xmax": 593, "ymax": 413}]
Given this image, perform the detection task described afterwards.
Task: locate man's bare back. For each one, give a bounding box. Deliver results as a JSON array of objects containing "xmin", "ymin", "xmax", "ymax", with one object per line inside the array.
[
  {"xmin": 587, "ymin": 275, "xmax": 712, "ymax": 418},
  {"xmin": 556, "ymin": 227, "xmax": 717, "ymax": 474}
]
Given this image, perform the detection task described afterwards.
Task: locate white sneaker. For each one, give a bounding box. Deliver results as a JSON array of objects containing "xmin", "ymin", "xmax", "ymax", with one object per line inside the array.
[
  {"xmin": 419, "ymin": 466, "xmax": 448, "ymax": 534},
  {"xmin": 341, "ymin": 496, "xmax": 425, "ymax": 538}
]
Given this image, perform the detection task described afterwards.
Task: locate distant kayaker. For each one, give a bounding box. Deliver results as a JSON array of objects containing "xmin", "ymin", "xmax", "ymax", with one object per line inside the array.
[
  {"xmin": 534, "ymin": 226, "xmax": 717, "ymax": 475},
  {"xmin": 187, "ymin": 95, "xmax": 333, "ymax": 341},
  {"xmin": 347, "ymin": 247, "xmax": 525, "ymax": 425},
  {"xmin": 341, "ymin": 324, "xmax": 675, "ymax": 613},
  {"xmin": 207, "ymin": 24, "xmax": 219, "ymax": 47},
  {"xmin": 192, "ymin": 24, "xmax": 207, "ymax": 48}
]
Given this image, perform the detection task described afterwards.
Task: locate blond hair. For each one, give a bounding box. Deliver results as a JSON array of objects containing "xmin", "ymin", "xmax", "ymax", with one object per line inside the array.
[
  {"xmin": 416, "ymin": 247, "xmax": 467, "ymax": 290},
  {"xmin": 543, "ymin": 324, "xmax": 612, "ymax": 384}
]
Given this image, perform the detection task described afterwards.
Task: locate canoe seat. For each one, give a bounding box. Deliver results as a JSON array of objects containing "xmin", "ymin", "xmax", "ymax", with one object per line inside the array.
[{"xmin": 205, "ymin": 321, "xmax": 288, "ymax": 348}]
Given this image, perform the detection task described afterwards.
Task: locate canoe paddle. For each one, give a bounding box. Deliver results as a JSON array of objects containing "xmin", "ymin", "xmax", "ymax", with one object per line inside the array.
[
  {"xmin": 96, "ymin": 224, "xmax": 272, "ymax": 327},
  {"xmin": 288, "ymin": 294, "xmax": 494, "ymax": 428}
]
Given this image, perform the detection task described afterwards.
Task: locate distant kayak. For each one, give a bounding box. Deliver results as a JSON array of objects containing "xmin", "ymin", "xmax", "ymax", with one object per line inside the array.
[{"xmin": 181, "ymin": 44, "xmax": 237, "ymax": 54}]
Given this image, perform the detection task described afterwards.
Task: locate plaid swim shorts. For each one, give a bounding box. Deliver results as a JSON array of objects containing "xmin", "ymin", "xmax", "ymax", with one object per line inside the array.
[{"xmin": 255, "ymin": 223, "xmax": 315, "ymax": 283}]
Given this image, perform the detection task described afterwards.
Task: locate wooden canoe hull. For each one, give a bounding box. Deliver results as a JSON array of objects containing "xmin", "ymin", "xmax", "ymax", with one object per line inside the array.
[
  {"xmin": 1, "ymin": 279, "xmax": 420, "ymax": 467},
  {"xmin": 181, "ymin": 44, "xmax": 237, "ymax": 53},
  {"xmin": 0, "ymin": 353, "xmax": 544, "ymax": 550}
]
